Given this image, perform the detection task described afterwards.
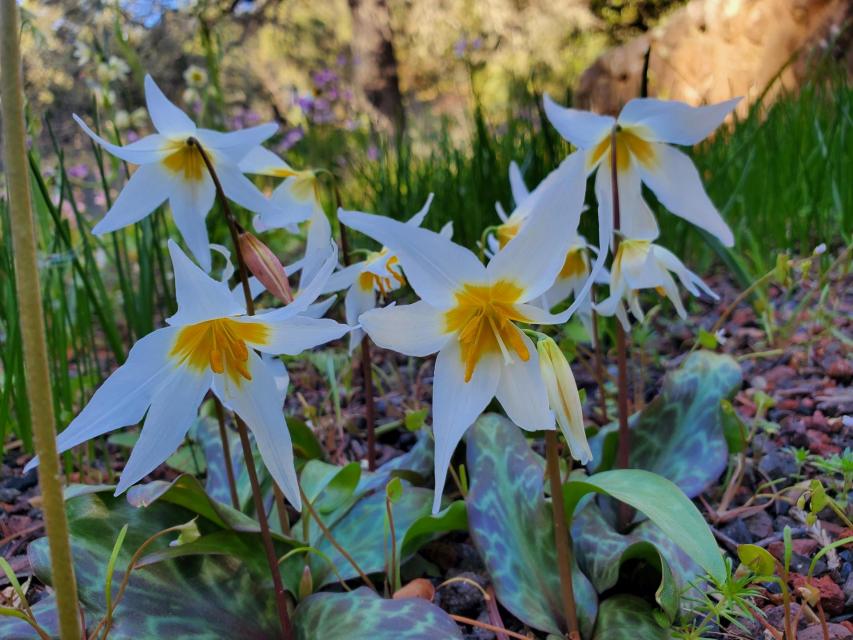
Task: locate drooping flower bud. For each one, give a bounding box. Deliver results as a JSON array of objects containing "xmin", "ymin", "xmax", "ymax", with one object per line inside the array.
[
  {"xmin": 537, "ymin": 337, "xmax": 592, "ymax": 465},
  {"xmin": 298, "ymin": 564, "xmax": 313, "ymax": 600},
  {"xmin": 238, "ymin": 230, "xmax": 293, "ymax": 304}
]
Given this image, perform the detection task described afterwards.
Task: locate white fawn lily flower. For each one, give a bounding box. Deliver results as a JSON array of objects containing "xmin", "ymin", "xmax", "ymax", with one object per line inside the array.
[
  {"xmin": 340, "ymin": 152, "xmax": 590, "ymax": 512},
  {"xmin": 239, "ymin": 146, "xmax": 321, "ymax": 232},
  {"xmin": 536, "ymin": 337, "xmax": 592, "ymax": 464},
  {"xmin": 26, "ymin": 241, "xmax": 349, "ymax": 509},
  {"xmin": 543, "ymin": 94, "xmax": 740, "ymax": 247},
  {"xmin": 595, "ymin": 238, "xmax": 718, "ymax": 329},
  {"xmin": 327, "ymin": 194, "xmax": 453, "ymax": 352},
  {"xmin": 74, "ymin": 74, "xmax": 278, "ymax": 272}
]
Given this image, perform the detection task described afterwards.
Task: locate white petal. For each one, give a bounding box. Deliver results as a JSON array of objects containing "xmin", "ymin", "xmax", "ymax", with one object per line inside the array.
[
  {"xmin": 196, "ymin": 123, "xmax": 278, "ymax": 162},
  {"xmin": 245, "ymin": 315, "xmax": 349, "ymax": 356},
  {"xmin": 486, "ymin": 152, "xmax": 586, "ymax": 300},
  {"xmin": 166, "ymin": 240, "xmax": 243, "ymax": 325},
  {"xmin": 92, "ymin": 164, "xmax": 173, "ymax": 235},
  {"xmin": 359, "ymin": 301, "xmax": 451, "ymax": 357},
  {"xmin": 508, "ymin": 161, "xmax": 530, "ymax": 205},
  {"xmin": 595, "ymin": 160, "xmax": 659, "ymax": 242},
  {"xmin": 216, "ymin": 352, "xmax": 301, "ymax": 509},
  {"xmin": 239, "ymin": 145, "xmax": 293, "ymax": 175},
  {"xmin": 618, "ymin": 97, "xmax": 741, "ymax": 146},
  {"xmin": 405, "ymin": 193, "xmax": 435, "ymax": 227},
  {"xmin": 303, "ymin": 295, "xmax": 337, "ymax": 319},
  {"xmin": 258, "ymin": 177, "xmax": 316, "ymax": 230},
  {"xmin": 495, "ymin": 333, "xmax": 553, "ymax": 430},
  {"xmin": 25, "ymin": 328, "xmax": 178, "ymax": 472},
  {"xmin": 338, "ymin": 210, "xmax": 486, "ymax": 308},
  {"xmin": 144, "ymin": 74, "xmax": 196, "ymax": 136},
  {"xmin": 653, "ymin": 245, "xmax": 718, "ymax": 300},
  {"xmin": 258, "ymin": 245, "xmax": 338, "ymax": 323},
  {"xmin": 431, "ymin": 339, "xmax": 500, "ymax": 513},
  {"xmin": 495, "ymin": 202, "xmax": 509, "ymax": 223},
  {"xmin": 439, "ymin": 221, "xmax": 454, "ymax": 239},
  {"xmin": 168, "ymin": 176, "xmax": 216, "ymax": 272},
  {"xmin": 115, "ymin": 366, "xmax": 210, "ymax": 494},
  {"xmin": 216, "ymin": 163, "xmax": 275, "ymax": 217},
  {"xmin": 344, "ymin": 280, "xmax": 374, "ymax": 353},
  {"xmin": 299, "ymin": 207, "xmax": 333, "ymax": 288},
  {"xmin": 322, "ymin": 263, "xmax": 362, "ymax": 293},
  {"xmin": 543, "ymin": 94, "xmax": 614, "ymax": 149},
  {"xmin": 638, "ymin": 144, "xmax": 734, "ymax": 246},
  {"xmin": 74, "ymin": 115, "xmax": 166, "ymax": 164}
]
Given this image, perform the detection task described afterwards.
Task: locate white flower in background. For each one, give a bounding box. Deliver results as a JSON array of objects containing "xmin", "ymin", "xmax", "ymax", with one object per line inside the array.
[
  {"xmin": 182, "ymin": 87, "xmax": 201, "ymax": 106},
  {"xmin": 595, "ymin": 238, "xmax": 718, "ymax": 329},
  {"xmin": 543, "ymin": 95, "xmax": 740, "ymax": 247},
  {"xmin": 491, "ymin": 161, "xmax": 607, "ymax": 336},
  {"xmin": 183, "ymin": 64, "xmax": 209, "ymax": 89},
  {"xmin": 537, "ymin": 337, "xmax": 592, "ymax": 464},
  {"xmin": 26, "ymin": 241, "xmax": 349, "ymax": 509},
  {"xmin": 239, "ymin": 146, "xmax": 321, "ymax": 232},
  {"xmin": 130, "ymin": 107, "xmax": 148, "ymax": 128},
  {"xmin": 74, "ymin": 40, "xmax": 92, "ymax": 66},
  {"xmin": 114, "ymin": 109, "xmax": 130, "ymax": 130},
  {"xmin": 331, "ymin": 194, "xmax": 453, "ymax": 352},
  {"xmin": 107, "ymin": 55, "xmax": 130, "ymax": 81},
  {"xmin": 74, "ymin": 74, "xmax": 278, "ymax": 271},
  {"xmin": 340, "ymin": 152, "xmax": 590, "ymax": 512}
]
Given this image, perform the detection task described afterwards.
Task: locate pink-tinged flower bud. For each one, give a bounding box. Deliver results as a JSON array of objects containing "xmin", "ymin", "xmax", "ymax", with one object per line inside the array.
[
  {"xmin": 298, "ymin": 564, "xmax": 313, "ymax": 600},
  {"xmin": 239, "ymin": 231, "xmax": 293, "ymax": 304},
  {"xmin": 537, "ymin": 337, "xmax": 592, "ymax": 465}
]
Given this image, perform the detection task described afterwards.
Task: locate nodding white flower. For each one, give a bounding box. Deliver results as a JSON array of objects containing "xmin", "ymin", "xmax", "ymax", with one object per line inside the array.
[
  {"xmin": 341, "ymin": 152, "xmax": 591, "ymax": 512},
  {"xmin": 491, "ymin": 162, "xmax": 607, "ymax": 336},
  {"xmin": 543, "ymin": 95, "xmax": 740, "ymax": 247},
  {"xmin": 73, "ymin": 74, "xmax": 277, "ymax": 272},
  {"xmin": 329, "ymin": 194, "xmax": 452, "ymax": 352},
  {"xmin": 25, "ymin": 241, "xmax": 349, "ymax": 509},
  {"xmin": 595, "ymin": 238, "xmax": 718, "ymax": 329},
  {"xmin": 536, "ymin": 337, "xmax": 592, "ymax": 465},
  {"xmin": 239, "ymin": 146, "xmax": 321, "ymax": 232}
]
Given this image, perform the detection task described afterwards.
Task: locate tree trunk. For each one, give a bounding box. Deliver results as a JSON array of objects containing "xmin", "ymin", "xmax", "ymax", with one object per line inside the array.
[{"xmin": 348, "ymin": 0, "xmax": 405, "ymax": 132}]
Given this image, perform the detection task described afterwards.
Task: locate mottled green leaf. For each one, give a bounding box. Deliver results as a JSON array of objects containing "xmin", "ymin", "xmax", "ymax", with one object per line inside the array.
[
  {"xmin": 564, "ymin": 470, "xmax": 726, "ymax": 584},
  {"xmin": 293, "ymin": 587, "xmax": 463, "ymax": 639},
  {"xmin": 465, "ymin": 414, "xmax": 597, "ymax": 637},
  {"xmin": 0, "ymin": 595, "xmax": 59, "ymax": 639},
  {"xmin": 589, "ymin": 351, "xmax": 741, "ymax": 498},
  {"xmin": 592, "ymin": 595, "xmax": 669, "ymax": 640}
]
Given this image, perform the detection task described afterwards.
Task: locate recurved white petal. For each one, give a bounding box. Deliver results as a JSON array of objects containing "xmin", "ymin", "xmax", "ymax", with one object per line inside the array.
[
  {"xmin": 144, "ymin": 74, "xmax": 196, "ymax": 136},
  {"xmin": 115, "ymin": 365, "xmax": 210, "ymax": 494},
  {"xmin": 257, "ymin": 245, "xmax": 338, "ymax": 323},
  {"xmin": 258, "ymin": 177, "xmax": 317, "ymax": 231},
  {"xmin": 74, "ymin": 114, "xmax": 166, "ymax": 164},
  {"xmin": 338, "ymin": 210, "xmax": 486, "ymax": 308},
  {"xmin": 637, "ymin": 144, "xmax": 734, "ymax": 246},
  {"xmin": 405, "ymin": 193, "xmax": 435, "ymax": 227},
  {"xmin": 594, "ymin": 161, "xmax": 659, "ymax": 243},
  {"xmin": 216, "ymin": 163, "xmax": 275, "ymax": 217},
  {"xmin": 246, "ymin": 315, "xmax": 349, "ymax": 356},
  {"xmin": 431, "ymin": 338, "xmax": 501, "ymax": 513},
  {"xmin": 618, "ymin": 97, "xmax": 740, "ymax": 146},
  {"xmin": 92, "ymin": 163, "xmax": 173, "ymax": 235},
  {"xmin": 495, "ymin": 332, "xmax": 553, "ymax": 431},
  {"xmin": 26, "ymin": 327, "xmax": 179, "ymax": 472},
  {"xmin": 508, "ymin": 161, "xmax": 530, "ymax": 206},
  {"xmin": 299, "ymin": 206, "xmax": 333, "ymax": 289},
  {"xmin": 168, "ymin": 176, "xmax": 216, "ymax": 272},
  {"xmin": 344, "ymin": 279, "xmax": 374, "ymax": 352},
  {"xmin": 486, "ymin": 152, "xmax": 586, "ymax": 300},
  {"xmin": 166, "ymin": 240, "xmax": 243, "ymax": 325},
  {"xmin": 196, "ymin": 123, "xmax": 278, "ymax": 162},
  {"xmin": 216, "ymin": 351, "xmax": 301, "ymax": 509},
  {"xmin": 543, "ymin": 94, "xmax": 615, "ymax": 150},
  {"xmin": 322, "ymin": 263, "xmax": 363, "ymax": 294},
  {"xmin": 359, "ymin": 301, "xmax": 451, "ymax": 357},
  {"xmin": 653, "ymin": 245, "xmax": 718, "ymax": 299},
  {"xmin": 239, "ymin": 145, "xmax": 293, "ymax": 175}
]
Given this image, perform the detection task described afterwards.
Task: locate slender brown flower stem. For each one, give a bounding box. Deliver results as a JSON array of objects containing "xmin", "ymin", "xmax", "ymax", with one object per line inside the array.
[
  {"xmin": 610, "ymin": 128, "xmax": 634, "ymax": 531},
  {"xmin": 544, "ymin": 431, "xmax": 580, "ymax": 638},
  {"xmin": 1, "ymin": 3, "xmax": 82, "ymax": 638},
  {"xmin": 213, "ymin": 396, "xmax": 240, "ymax": 510},
  {"xmin": 334, "ymin": 185, "xmax": 377, "ymax": 470},
  {"xmin": 591, "ymin": 307, "xmax": 608, "ymax": 423},
  {"xmin": 190, "ymin": 137, "xmax": 293, "ymax": 640}
]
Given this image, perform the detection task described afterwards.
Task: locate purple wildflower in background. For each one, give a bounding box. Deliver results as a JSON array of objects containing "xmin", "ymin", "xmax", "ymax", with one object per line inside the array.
[{"xmin": 67, "ymin": 163, "xmax": 89, "ymax": 179}]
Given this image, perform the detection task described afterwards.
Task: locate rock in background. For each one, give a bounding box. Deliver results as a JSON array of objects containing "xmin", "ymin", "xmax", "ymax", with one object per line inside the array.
[{"xmin": 576, "ymin": 0, "xmax": 852, "ymax": 114}]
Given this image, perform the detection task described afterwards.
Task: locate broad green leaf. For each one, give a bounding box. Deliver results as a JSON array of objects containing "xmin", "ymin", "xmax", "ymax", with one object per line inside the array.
[
  {"xmin": 589, "ymin": 351, "xmax": 741, "ymax": 498},
  {"xmin": 23, "ymin": 489, "xmax": 282, "ymax": 638},
  {"xmin": 564, "ymin": 469, "xmax": 726, "ymax": 584},
  {"xmin": 465, "ymin": 414, "xmax": 597, "ymax": 637},
  {"xmin": 592, "ymin": 595, "xmax": 669, "ymax": 640},
  {"xmin": 738, "ymin": 544, "xmax": 776, "ymax": 576},
  {"xmin": 293, "ymin": 587, "xmax": 463, "ymax": 639}
]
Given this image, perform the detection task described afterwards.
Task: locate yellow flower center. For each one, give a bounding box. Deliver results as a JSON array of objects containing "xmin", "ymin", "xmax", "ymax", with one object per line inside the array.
[
  {"xmin": 162, "ymin": 140, "xmax": 205, "ymax": 182},
  {"xmin": 444, "ymin": 280, "xmax": 531, "ymax": 382},
  {"xmin": 588, "ymin": 127, "xmax": 657, "ymax": 173},
  {"xmin": 358, "ymin": 252, "xmax": 405, "ymax": 295},
  {"xmin": 171, "ymin": 318, "xmax": 269, "ymax": 386},
  {"xmin": 558, "ymin": 247, "xmax": 588, "ymax": 280}
]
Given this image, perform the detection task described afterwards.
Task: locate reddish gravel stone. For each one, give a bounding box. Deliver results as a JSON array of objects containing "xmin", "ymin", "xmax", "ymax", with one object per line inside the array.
[{"xmin": 790, "ymin": 574, "xmax": 845, "ymax": 616}]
